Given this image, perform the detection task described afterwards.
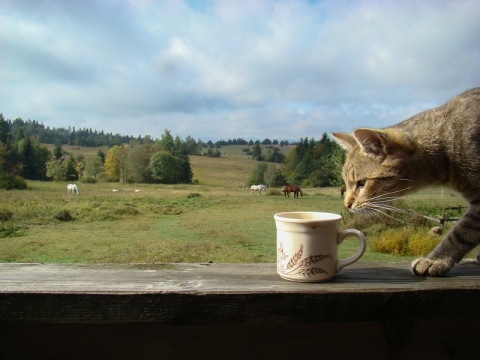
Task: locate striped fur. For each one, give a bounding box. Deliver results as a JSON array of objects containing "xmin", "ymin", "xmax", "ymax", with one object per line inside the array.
[{"xmin": 333, "ymin": 88, "xmax": 480, "ymax": 276}]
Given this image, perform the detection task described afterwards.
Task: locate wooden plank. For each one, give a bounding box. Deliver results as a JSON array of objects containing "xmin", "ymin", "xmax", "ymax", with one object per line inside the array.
[
  {"xmin": 0, "ymin": 261, "xmax": 479, "ymax": 324},
  {"xmin": 1, "ymin": 261, "xmax": 479, "ymax": 293},
  {"xmin": 1, "ymin": 261, "xmax": 479, "ymax": 359}
]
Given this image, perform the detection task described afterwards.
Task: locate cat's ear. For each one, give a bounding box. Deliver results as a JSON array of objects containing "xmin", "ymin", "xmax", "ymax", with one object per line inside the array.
[
  {"xmin": 332, "ymin": 132, "xmax": 357, "ymax": 151},
  {"xmin": 352, "ymin": 128, "xmax": 390, "ymax": 156},
  {"xmin": 353, "ymin": 128, "xmax": 415, "ymax": 156}
]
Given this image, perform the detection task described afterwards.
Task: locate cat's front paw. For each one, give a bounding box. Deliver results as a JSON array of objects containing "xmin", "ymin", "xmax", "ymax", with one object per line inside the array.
[{"xmin": 411, "ymin": 257, "xmax": 452, "ymax": 276}]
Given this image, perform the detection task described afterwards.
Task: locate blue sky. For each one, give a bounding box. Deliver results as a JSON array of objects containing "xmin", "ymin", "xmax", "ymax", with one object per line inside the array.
[{"xmin": 1, "ymin": 0, "xmax": 479, "ymax": 141}]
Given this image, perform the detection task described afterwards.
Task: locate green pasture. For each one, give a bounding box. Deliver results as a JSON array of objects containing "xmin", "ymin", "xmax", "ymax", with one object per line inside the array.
[
  {"xmin": 0, "ymin": 154, "xmax": 475, "ymax": 264},
  {"xmin": 0, "ymin": 181, "xmax": 347, "ymax": 263}
]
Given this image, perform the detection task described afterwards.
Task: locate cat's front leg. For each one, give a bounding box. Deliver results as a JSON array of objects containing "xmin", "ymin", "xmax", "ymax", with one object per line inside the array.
[
  {"xmin": 411, "ymin": 208, "xmax": 480, "ymax": 276},
  {"xmin": 411, "ymin": 257, "xmax": 454, "ymax": 276}
]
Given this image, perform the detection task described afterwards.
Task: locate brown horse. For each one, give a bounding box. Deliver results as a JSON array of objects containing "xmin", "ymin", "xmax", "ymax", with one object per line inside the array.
[{"xmin": 282, "ymin": 185, "xmax": 303, "ymax": 199}]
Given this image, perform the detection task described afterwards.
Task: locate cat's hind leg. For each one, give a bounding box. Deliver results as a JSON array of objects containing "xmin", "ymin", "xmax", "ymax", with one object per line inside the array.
[{"xmin": 411, "ymin": 207, "xmax": 480, "ymax": 276}]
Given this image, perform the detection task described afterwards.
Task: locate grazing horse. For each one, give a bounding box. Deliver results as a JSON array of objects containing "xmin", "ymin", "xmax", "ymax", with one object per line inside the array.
[
  {"xmin": 250, "ymin": 184, "xmax": 268, "ymax": 194},
  {"xmin": 340, "ymin": 185, "xmax": 346, "ymax": 199},
  {"xmin": 282, "ymin": 185, "xmax": 303, "ymax": 199},
  {"xmin": 67, "ymin": 184, "xmax": 79, "ymax": 194}
]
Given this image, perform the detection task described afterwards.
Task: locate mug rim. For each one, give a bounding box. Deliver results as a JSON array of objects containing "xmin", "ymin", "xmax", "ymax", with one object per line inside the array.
[{"xmin": 274, "ymin": 211, "xmax": 341, "ymax": 222}]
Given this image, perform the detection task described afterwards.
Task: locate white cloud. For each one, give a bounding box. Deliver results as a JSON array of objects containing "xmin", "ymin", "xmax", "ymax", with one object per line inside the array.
[{"xmin": 0, "ymin": 0, "xmax": 479, "ymax": 141}]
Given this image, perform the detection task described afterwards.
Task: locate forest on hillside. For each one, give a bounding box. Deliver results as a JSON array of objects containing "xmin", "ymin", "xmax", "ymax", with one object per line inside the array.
[
  {"xmin": 0, "ymin": 115, "xmax": 193, "ymax": 188},
  {"xmin": 0, "ymin": 114, "xmax": 345, "ymax": 189},
  {"xmin": 4, "ymin": 116, "xmax": 291, "ymax": 150},
  {"xmin": 248, "ymin": 133, "xmax": 345, "ymax": 188}
]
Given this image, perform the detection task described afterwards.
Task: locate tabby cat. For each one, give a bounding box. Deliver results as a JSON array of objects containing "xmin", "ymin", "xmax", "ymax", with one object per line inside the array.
[{"xmin": 333, "ymin": 88, "xmax": 480, "ymax": 276}]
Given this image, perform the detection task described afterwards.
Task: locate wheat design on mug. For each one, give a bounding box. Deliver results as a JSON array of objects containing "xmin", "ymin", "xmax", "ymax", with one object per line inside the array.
[
  {"xmin": 287, "ymin": 244, "xmax": 303, "ymax": 269},
  {"xmin": 298, "ymin": 267, "xmax": 329, "ymax": 277},
  {"xmin": 298, "ymin": 254, "xmax": 333, "ymax": 268},
  {"xmin": 277, "ymin": 242, "xmax": 288, "ymax": 261},
  {"xmin": 277, "ymin": 243, "xmax": 332, "ymax": 278}
]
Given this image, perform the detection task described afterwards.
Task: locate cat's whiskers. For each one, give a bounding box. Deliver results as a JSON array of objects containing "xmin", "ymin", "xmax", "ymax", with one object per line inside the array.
[
  {"xmin": 364, "ymin": 203, "xmax": 406, "ymax": 222},
  {"xmin": 367, "ymin": 186, "xmax": 414, "ymax": 202},
  {"xmin": 354, "ymin": 187, "xmax": 416, "ymax": 222},
  {"xmin": 371, "ymin": 197, "xmax": 410, "ymax": 210},
  {"xmin": 368, "ymin": 207, "xmax": 404, "ymax": 222}
]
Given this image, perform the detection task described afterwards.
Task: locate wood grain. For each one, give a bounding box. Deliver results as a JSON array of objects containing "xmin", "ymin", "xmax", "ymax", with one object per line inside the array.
[{"xmin": 1, "ymin": 261, "xmax": 479, "ymax": 324}]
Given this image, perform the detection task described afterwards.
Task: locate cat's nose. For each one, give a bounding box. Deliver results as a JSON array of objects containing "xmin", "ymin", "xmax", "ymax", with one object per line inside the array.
[{"xmin": 345, "ymin": 201, "xmax": 352, "ymax": 209}]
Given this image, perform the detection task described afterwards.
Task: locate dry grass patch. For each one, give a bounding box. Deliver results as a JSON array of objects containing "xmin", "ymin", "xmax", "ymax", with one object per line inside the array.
[
  {"xmin": 190, "ymin": 155, "xmax": 257, "ymax": 188},
  {"xmin": 370, "ymin": 227, "xmax": 441, "ymax": 257}
]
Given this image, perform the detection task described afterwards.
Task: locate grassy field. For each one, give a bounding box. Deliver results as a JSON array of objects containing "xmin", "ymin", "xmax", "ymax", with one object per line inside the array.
[{"xmin": 0, "ymin": 150, "xmax": 476, "ymax": 264}]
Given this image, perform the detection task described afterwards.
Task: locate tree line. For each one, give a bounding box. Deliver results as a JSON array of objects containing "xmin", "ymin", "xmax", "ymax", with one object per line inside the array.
[
  {"xmin": 8, "ymin": 117, "xmax": 132, "ymax": 147},
  {"xmin": 1, "ymin": 113, "xmax": 345, "ymax": 190},
  {"xmin": 0, "ymin": 114, "xmax": 193, "ymax": 189},
  {"xmin": 5, "ymin": 116, "xmax": 290, "ymax": 156}
]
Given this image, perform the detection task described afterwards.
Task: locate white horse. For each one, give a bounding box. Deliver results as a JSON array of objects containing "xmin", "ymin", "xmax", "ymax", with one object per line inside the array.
[
  {"xmin": 250, "ymin": 184, "xmax": 267, "ymax": 194},
  {"xmin": 67, "ymin": 184, "xmax": 79, "ymax": 194}
]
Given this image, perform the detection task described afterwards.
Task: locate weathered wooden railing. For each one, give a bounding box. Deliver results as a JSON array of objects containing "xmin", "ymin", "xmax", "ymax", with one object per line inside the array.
[
  {"xmin": 1, "ymin": 261, "xmax": 479, "ymax": 359},
  {"xmin": 419, "ymin": 205, "xmax": 466, "ymax": 231}
]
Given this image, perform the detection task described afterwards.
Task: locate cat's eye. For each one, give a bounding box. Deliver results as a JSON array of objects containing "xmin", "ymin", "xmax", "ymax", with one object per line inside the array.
[{"xmin": 356, "ymin": 180, "xmax": 366, "ymax": 190}]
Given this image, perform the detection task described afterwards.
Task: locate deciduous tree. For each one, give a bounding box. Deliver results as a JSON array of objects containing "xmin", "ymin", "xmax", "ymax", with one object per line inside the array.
[
  {"xmin": 104, "ymin": 145, "xmax": 122, "ymax": 182},
  {"xmin": 148, "ymin": 150, "xmax": 178, "ymax": 184}
]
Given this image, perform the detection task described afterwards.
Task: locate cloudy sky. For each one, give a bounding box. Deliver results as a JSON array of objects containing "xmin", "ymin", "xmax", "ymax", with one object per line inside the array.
[{"xmin": 1, "ymin": 0, "xmax": 479, "ymax": 142}]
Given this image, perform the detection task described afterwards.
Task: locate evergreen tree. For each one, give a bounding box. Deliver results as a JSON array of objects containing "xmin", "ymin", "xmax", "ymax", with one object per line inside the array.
[
  {"xmin": 19, "ymin": 136, "xmax": 35, "ymax": 179},
  {"xmin": 53, "ymin": 142, "xmax": 63, "ymax": 160},
  {"xmin": 96, "ymin": 149, "xmax": 106, "ymax": 163},
  {"xmin": 251, "ymin": 143, "xmax": 263, "ymax": 161},
  {"xmin": 176, "ymin": 153, "xmax": 193, "ymax": 183},
  {"xmin": 32, "ymin": 141, "xmax": 50, "ymax": 180},
  {"xmin": 157, "ymin": 129, "xmax": 175, "ymax": 153},
  {"xmin": 0, "ymin": 114, "xmax": 10, "ymax": 144},
  {"xmin": 65, "ymin": 154, "xmax": 78, "ymax": 181}
]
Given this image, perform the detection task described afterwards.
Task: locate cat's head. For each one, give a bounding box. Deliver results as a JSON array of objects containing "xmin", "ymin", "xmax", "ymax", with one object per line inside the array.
[{"xmin": 333, "ymin": 128, "xmax": 416, "ymax": 214}]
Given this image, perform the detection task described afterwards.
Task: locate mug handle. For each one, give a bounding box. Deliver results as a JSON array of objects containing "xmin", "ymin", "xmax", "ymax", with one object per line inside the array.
[{"xmin": 336, "ymin": 229, "xmax": 366, "ymax": 272}]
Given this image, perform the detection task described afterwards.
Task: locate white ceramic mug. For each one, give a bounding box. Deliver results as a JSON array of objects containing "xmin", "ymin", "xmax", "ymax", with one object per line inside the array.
[{"xmin": 275, "ymin": 212, "xmax": 366, "ymax": 282}]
